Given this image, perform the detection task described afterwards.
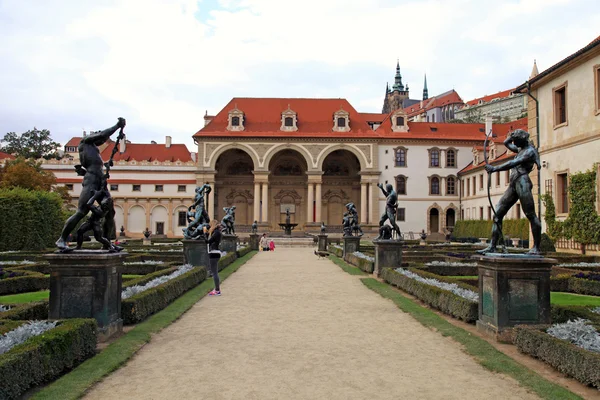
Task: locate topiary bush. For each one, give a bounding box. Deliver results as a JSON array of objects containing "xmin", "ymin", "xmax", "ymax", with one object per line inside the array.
[
  {"xmin": 453, "ymin": 218, "xmax": 528, "ymax": 240},
  {"xmin": 0, "ymin": 302, "xmax": 49, "ymax": 321},
  {"xmin": 540, "ymin": 233, "xmax": 556, "ymax": 253},
  {"xmin": 0, "ymin": 269, "xmax": 48, "ymax": 295},
  {"xmin": 0, "ymin": 188, "xmax": 65, "ymax": 251}
]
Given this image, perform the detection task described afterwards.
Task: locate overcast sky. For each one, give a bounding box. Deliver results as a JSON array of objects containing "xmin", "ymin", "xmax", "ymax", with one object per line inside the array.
[{"xmin": 1, "ymin": 0, "xmax": 599, "ymax": 151}]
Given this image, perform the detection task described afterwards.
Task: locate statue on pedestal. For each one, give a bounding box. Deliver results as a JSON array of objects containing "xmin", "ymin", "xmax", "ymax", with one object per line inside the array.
[
  {"xmin": 55, "ymin": 118, "xmax": 126, "ymax": 251},
  {"xmin": 183, "ymin": 184, "xmax": 212, "ymax": 239},
  {"xmin": 251, "ymin": 220, "xmax": 258, "ymax": 234},
  {"xmin": 285, "ymin": 208, "xmax": 291, "ymax": 225},
  {"xmin": 320, "ymin": 221, "xmax": 326, "ymax": 234},
  {"xmin": 221, "ymin": 206, "xmax": 236, "ymax": 235},
  {"xmin": 477, "ymin": 129, "xmax": 542, "ymax": 255},
  {"xmin": 143, "ymin": 228, "xmax": 151, "ymax": 239},
  {"xmin": 342, "ymin": 203, "xmax": 362, "ymax": 237},
  {"xmin": 375, "ymin": 183, "xmax": 402, "ymax": 240}
]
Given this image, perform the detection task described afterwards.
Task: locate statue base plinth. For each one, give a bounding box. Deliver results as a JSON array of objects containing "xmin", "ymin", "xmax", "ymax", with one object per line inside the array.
[
  {"xmin": 183, "ymin": 240, "xmax": 209, "ymax": 267},
  {"xmin": 249, "ymin": 233, "xmax": 259, "ymax": 251},
  {"xmin": 143, "ymin": 238, "xmax": 151, "ymax": 246},
  {"xmin": 220, "ymin": 234, "xmax": 238, "ymax": 256},
  {"xmin": 342, "ymin": 236, "xmax": 361, "ymax": 261},
  {"xmin": 44, "ymin": 250, "xmax": 127, "ymax": 342},
  {"xmin": 474, "ymin": 254, "xmax": 556, "ymax": 342},
  {"xmin": 318, "ymin": 234, "xmax": 328, "ymax": 252},
  {"xmin": 373, "ymin": 239, "xmax": 403, "ymax": 277}
]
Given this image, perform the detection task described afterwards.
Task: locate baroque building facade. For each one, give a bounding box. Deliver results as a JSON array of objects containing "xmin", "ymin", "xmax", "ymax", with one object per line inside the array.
[{"xmin": 455, "ymin": 88, "xmax": 527, "ymax": 123}]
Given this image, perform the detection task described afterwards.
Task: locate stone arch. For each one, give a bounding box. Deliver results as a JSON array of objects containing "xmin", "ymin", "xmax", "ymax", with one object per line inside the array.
[
  {"xmin": 263, "ymin": 144, "xmax": 312, "ymax": 171},
  {"xmin": 113, "ymin": 204, "xmax": 125, "ymax": 233},
  {"xmin": 208, "ymin": 143, "xmax": 258, "ymax": 170},
  {"xmin": 150, "ymin": 205, "xmax": 168, "ymax": 235},
  {"xmin": 317, "ymin": 144, "xmax": 367, "ymax": 171},
  {"xmin": 172, "ymin": 205, "xmax": 188, "ymax": 234},
  {"xmin": 444, "ymin": 203, "xmax": 458, "ymax": 229},
  {"xmin": 426, "ymin": 203, "xmax": 443, "ymax": 235},
  {"xmin": 128, "ymin": 205, "xmax": 146, "ymax": 233}
]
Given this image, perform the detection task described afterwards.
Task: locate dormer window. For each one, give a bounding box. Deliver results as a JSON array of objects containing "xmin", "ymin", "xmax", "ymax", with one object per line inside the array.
[
  {"xmin": 227, "ymin": 106, "xmax": 245, "ymax": 131},
  {"xmin": 396, "ymin": 116, "xmax": 404, "ymax": 126},
  {"xmin": 333, "ymin": 108, "xmax": 350, "ymax": 132},
  {"xmin": 391, "ymin": 110, "xmax": 408, "ymax": 132},
  {"xmin": 280, "ymin": 105, "xmax": 298, "ymax": 132},
  {"xmin": 472, "ymin": 148, "xmax": 480, "ymax": 165}
]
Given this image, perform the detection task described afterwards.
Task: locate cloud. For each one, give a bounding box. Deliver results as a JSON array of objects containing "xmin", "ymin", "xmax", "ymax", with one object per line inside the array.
[{"xmin": 0, "ymin": 0, "xmax": 599, "ymax": 150}]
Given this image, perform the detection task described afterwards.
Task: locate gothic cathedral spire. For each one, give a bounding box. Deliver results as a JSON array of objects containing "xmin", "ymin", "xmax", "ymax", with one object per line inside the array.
[
  {"xmin": 392, "ymin": 60, "xmax": 404, "ymax": 91},
  {"xmin": 423, "ymin": 74, "xmax": 429, "ymax": 100}
]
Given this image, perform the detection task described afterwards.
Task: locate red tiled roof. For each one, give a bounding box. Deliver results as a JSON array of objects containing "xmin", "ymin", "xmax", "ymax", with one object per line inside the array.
[
  {"xmin": 65, "ymin": 137, "xmax": 81, "ymax": 148},
  {"xmin": 465, "ymin": 88, "xmax": 514, "ymax": 106},
  {"xmin": 458, "ymin": 150, "xmax": 515, "ymax": 174},
  {"xmin": 56, "ymin": 178, "xmax": 195, "ymax": 184},
  {"xmin": 403, "ymin": 90, "xmax": 464, "ymax": 117},
  {"xmin": 0, "ymin": 151, "xmax": 15, "ymax": 160},
  {"xmin": 100, "ymin": 143, "xmax": 192, "ymax": 162},
  {"xmin": 359, "ymin": 112, "xmax": 387, "ymax": 122},
  {"xmin": 194, "ymin": 98, "xmax": 374, "ymax": 138}
]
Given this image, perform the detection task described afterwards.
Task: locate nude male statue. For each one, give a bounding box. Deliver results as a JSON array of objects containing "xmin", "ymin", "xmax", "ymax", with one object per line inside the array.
[
  {"xmin": 376, "ymin": 183, "xmax": 402, "ymax": 240},
  {"xmin": 56, "ymin": 118, "xmax": 126, "ymax": 250}
]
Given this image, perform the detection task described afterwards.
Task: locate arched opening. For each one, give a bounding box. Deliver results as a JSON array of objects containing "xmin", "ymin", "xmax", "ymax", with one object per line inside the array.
[
  {"xmin": 446, "ymin": 208, "xmax": 456, "ymax": 228},
  {"xmin": 172, "ymin": 205, "xmax": 188, "ymax": 237},
  {"xmin": 429, "ymin": 208, "xmax": 440, "ymax": 234},
  {"xmin": 128, "ymin": 205, "xmax": 146, "ymax": 233},
  {"xmin": 215, "ymin": 149, "xmax": 255, "ymax": 229},
  {"xmin": 114, "ymin": 205, "xmax": 124, "ymax": 234},
  {"xmin": 268, "ymin": 149, "xmax": 308, "ymax": 230},
  {"xmin": 321, "ymin": 150, "xmax": 361, "ymax": 227},
  {"xmin": 151, "ymin": 205, "xmax": 168, "ymax": 236}
]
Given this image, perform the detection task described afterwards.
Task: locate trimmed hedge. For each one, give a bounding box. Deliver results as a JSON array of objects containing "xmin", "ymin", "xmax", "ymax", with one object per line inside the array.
[
  {"xmin": 0, "ymin": 188, "xmax": 65, "ymax": 252},
  {"xmin": 236, "ymin": 246, "xmax": 251, "ymax": 258},
  {"xmin": 0, "ymin": 301, "xmax": 49, "ymax": 321},
  {"xmin": 418, "ymin": 264, "xmax": 478, "ymax": 277},
  {"xmin": 0, "ymin": 320, "xmax": 26, "ymax": 335},
  {"xmin": 382, "ymin": 268, "xmax": 478, "ymax": 322},
  {"xmin": 568, "ymin": 277, "xmax": 600, "ymax": 296},
  {"xmin": 409, "ymin": 268, "xmax": 478, "ymax": 291},
  {"xmin": 121, "ymin": 267, "xmax": 208, "ymax": 324},
  {"xmin": 0, "ymin": 269, "xmax": 48, "ymax": 295},
  {"xmin": 345, "ymin": 253, "xmax": 374, "ymax": 273},
  {"xmin": 453, "ymin": 218, "xmax": 528, "ymax": 239},
  {"xmin": 0, "ymin": 318, "xmax": 97, "ymax": 399},
  {"xmin": 514, "ymin": 326, "xmax": 600, "ymax": 389},
  {"xmin": 121, "ymin": 262, "xmax": 173, "ymax": 276},
  {"xmin": 122, "ymin": 266, "xmax": 178, "ymax": 289},
  {"xmin": 550, "ymin": 275, "xmax": 571, "ymax": 292},
  {"xmin": 7, "ymin": 262, "xmax": 51, "ymax": 274},
  {"xmin": 329, "ymin": 246, "xmax": 343, "ymax": 258}
]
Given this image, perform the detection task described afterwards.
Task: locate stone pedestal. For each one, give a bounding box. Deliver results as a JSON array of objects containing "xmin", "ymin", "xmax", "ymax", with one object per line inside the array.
[
  {"xmin": 183, "ymin": 240, "xmax": 209, "ymax": 267},
  {"xmin": 143, "ymin": 238, "xmax": 151, "ymax": 246},
  {"xmin": 318, "ymin": 234, "xmax": 328, "ymax": 252},
  {"xmin": 373, "ymin": 239, "xmax": 403, "ymax": 277},
  {"xmin": 343, "ymin": 236, "xmax": 361, "ymax": 261},
  {"xmin": 220, "ymin": 234, "xmax": 238, "ymax": 256},
  {"xmin": 44, "ymin": 250, "xmax": 127, "ymax": 342},
  {"xmin": 249, "ymin": 233, "xmax": 259, "ymax": 251},
  {"xmin": 474, "ymin": 254, "xmax": 557, "ymax": 342}
]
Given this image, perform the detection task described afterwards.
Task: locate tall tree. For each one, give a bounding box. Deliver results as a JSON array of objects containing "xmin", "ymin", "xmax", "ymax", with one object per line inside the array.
[
  {"xmin": 0, "ymin": 158, "xmax": 57, "ymax": 191},
  {"xmin": 1, "ymin": 128, "xmax": 61, "ymax": 159}
]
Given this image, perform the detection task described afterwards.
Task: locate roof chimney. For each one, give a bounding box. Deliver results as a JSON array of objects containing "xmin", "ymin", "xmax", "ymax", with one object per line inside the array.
[
  {"xmin": 165, "ymin": 136, "xmax": 172, "ymax": 148},
  {"xmin": 485, "ymin": 116, "xmax": 493, "ymax": 137},
  {"xmin": 119, "ymin": 134, "xmax": 126, "ymax": 153},
  {"xmin": 204, "ymin": 110, "xmax": 214, "ymax": 127}
]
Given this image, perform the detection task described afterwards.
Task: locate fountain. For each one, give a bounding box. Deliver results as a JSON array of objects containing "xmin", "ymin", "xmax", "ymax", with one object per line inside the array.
[{"xmin": 278, "ymin": 208, "xmax": 298, "ymax": 236}]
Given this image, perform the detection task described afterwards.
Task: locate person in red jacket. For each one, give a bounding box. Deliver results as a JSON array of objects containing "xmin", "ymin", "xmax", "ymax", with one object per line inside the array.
[{"xmin": 269, "ymin": 239, "xmax": 275, "ymax": 252}]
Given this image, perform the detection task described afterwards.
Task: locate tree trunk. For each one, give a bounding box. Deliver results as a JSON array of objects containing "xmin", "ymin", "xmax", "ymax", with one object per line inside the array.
[{"xmin": 581, "ymin": 243, "xmax": 586, "ymax": 255}]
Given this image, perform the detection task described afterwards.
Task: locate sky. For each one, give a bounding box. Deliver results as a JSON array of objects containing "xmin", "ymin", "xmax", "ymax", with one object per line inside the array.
[{"xmin": 0, "ymin": 0, "xmax": 599, "ymax": 151}]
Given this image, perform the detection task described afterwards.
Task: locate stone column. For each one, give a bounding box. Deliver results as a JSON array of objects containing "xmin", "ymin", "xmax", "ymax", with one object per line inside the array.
[
  {"xmin": 315, "ymin": 182, "xmax": 322, "ymax": 223},
  {"xmin": 306, "ymin": 183, "xmax": 314, "ymax": 223},
  {"xmin": 360, "ymin": 183, "xmax": 367, "ymax": 224},
  {"xmin": 253, "ymin": 182, "xmax": 261, "ymax": 222},
  {"xmin": 261, "ymin": 182, "xmax": 269, "ymax": 223},
  {"xmin": 208, "ymin": 183, "xmax": 215, "ymax": 220},
  {"xmin": 368, "ymin": 183, "xmax": 376, "ymax": 224}
]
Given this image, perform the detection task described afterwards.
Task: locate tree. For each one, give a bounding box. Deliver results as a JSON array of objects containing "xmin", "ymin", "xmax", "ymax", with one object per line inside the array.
[
  {"xmin": 0, "ymin": 158, "xmax": 57, "ymax": 191},
  {"xmin": 541, "ymin": 193, "xmax": 562, "ymax": 242},
  {"xmin": 1, "ymin": 128, "xmax": 61, "ymax": 159},
  {"xmin": 561, "ymin": 169, "xmax": 600, "ymax": 254}
]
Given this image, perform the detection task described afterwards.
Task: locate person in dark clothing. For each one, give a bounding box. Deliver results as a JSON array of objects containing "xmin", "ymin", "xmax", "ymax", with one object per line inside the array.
[{"xmin": 206, "ymin": 220, "xmax": 223, "ymax": 296}]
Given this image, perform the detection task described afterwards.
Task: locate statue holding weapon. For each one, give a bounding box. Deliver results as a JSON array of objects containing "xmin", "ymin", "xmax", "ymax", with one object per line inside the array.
[
  {"xmin": 183, "ymin": 184, "xmax": 212, "ymax": 239},
  {"xmin": 375, "ymin": 183, "xmax": 402, "ymax": 240},
  {"xmin": 477, "ymin": 129, "xmax": 542, "ymax": 255}
]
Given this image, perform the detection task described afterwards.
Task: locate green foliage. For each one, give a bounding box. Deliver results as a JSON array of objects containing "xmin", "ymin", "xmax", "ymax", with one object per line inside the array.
[
  {"xmin": 0, "ymin": 188, "xmax": 65, "ymax": 251},
  {"xmin": 0, "ymin": 158, "xmax": 57, "ymax": 191},
  {"xmin": 121, "ymin": 267, "xmax": 177, "ymax": 289},
  {"xmin": 0, "ymin": 270, "xmax": 48, "ymax": 296},
  {"xmin": 550, "ymin": 293, "xmax": 600, "ymax": 307},
  {"xmin": 514, "ymin": 326, "xmax": 600, "ymax": 389},
  {"xmin": 541, "ymin": 193, "xmax": 563, "ymax": 241},
  {"xmin": 0, "ymin": 319, "xmax": 97, "ymax": 399},
  {"xmin": 0, "ymin": 128, "xmax": 61, "ymax": 159},
  {"xmin": 453, "ymin": 218, "xmax": 528, "ymax": 239},
  {"xmin": 562, "ymin": 169, "xmax": 600, "ymax": 253},
  {"xmin": 540, "ymin": 233, "xmax": 556, "ymax": 253},
  {"xmin": 0, "ymin": 301, "xmax": 49, "ymax": 320},
  {"xmin": 382, "ymin": 268, "xmax": 478, "ymax": 322},
  {"xmin": 568, "ymin": 277, "xmax": 600, "ymax": 296}
]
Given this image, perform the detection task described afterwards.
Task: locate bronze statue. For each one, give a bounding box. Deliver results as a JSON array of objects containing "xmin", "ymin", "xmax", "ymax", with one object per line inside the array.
[
  {"xmin": 478, "ymin": 129, "xmax": 542, "ymax": 255},
  {"xmin": 285, "ymin": 208, "xmax": 291, "ymax": 225},
  {"xmin": 56, "ymin": 118, "xmax": 126, "ymax": 250},
  {"xmin": 183, "ymin": 184, "xmax": 211, "ymax": 239},
  {"xmin": 346, "ymin": 202, "xmax": 363, "ymax": 236},
  {"xmin": 76, "ymin": 196, "xmax": 121, "ymax": 252},
  {"xmin": 251, "ymin": 220, "xmax": 258, "ymax": 233},
  {"xmin": 221, "ymin": 206, "xmax": 236, "ymax": 235},
  {"xmin": 375, "ymin": 183, "xmax": 401, "ymax": 240},
  {"xmin": 320, "ymin": 221, "xmax": 326, "ymax": 234}
]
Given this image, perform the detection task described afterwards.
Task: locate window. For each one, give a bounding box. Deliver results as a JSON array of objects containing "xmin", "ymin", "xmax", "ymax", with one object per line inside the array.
[
  {"xmin": 396, "ymin": 176, "xmax": 406, "ymax": 195},
  {"xmin": 545, "ymin": 179, "xmax": 553, "ymax": 196},
  {"xmin": 557, "ymin": 172, "xmax": 569, "ymax": 213},
  {"xmin": 496, "ymin": 172, "xmax": 500, "ymax": 187},
  {"xmin": 284, "ymin": 117, "xmax": 294, "ymax": 127},
  {"xmin": 461, "ymin": 209, "xmax": 465, "ymax": 220},
  {"xmin": 553, "ymin": 83, "xmax": 567, "ymax": 126},
  {"xmin": 505, "ymin": 170, "xmax": 510, "ymax": 186},
  {"xmin": 178, "ymin": 185, "xmax": 186, "ymax": 192},
  {"xmin": 430, "ymin": 149, "xmax": 440, "ymax": 167},
  {"xmin": 461, "ymin": 179, "xmax": 465, "ymax": 197},
  {"xmin": 446, "ymin": 176, "xmax": 456, "ymax": 195},
  {"xmin": 110, "ymin": 184, "xmax": 119, "ymax": 191},
  {"xmin": 65, "ymin": 184, "xmax": 73, "ymax": 190},
  {"xmin": 516, "ymin": 203, "xmax": 522, "ymax": 219},
  {"xmin": 178, "ymin": 211, "xmax": 187, "ymax": 227},
  {"xmin": 337, "ymin": 117, "xmax": 346, "ymax": 127},
  {"xmin": 466, "ymin": 178, "xmax": 470, "ymax": 197},
  {"xmin": 432, "ymin": 114, "xmax": 435, "ymax": 122},
  {"xmin": 446, "ymin": 149, "xmax": 456, "ymax": 167},
  {"xmin": 487, "ymin": 206, "xmax": 492, "ymax": 220},
  {"xmin": 396, "ymin": 116, "xmax": 404, "ymax": 126},
  {"xmin": 595, "ymin": 65, "xmax": 600, "ymax": 113},
  {"xmin": 397, "ymin": 208, "xmax": 406, "ymax": 221},
  {"xmin": 479, "ymin": 207, "xmax": 484, "ymax": 220},
  {"xmin": 479, "ymin": 174, "xmax": 484, "ymax": 190},
  {"xmin": 431, "ymin": 177, "xmax": 440, "ymax": 195},
  {"xmin": 155, "ymin": 185, "xmax": 163, "ymax": 192},
  {"xmin": 472, "ymin": 177, "xmax": 476, "ymax": 195},
  {"xmin": 395, "ymin": 148, "xmax": 406, "ymax": 167},
  {"xmin": 133, "ymin": 184, "xmax": 141, "ymax": 192},
  {"xmin": 231, "ymin": 116, "xmax": 240, "ymax": 126}
]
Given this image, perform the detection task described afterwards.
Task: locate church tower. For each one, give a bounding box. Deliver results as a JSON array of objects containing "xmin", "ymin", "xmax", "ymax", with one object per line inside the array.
[
  {"xmin": 382, "ymin": 61, "xmax": 410, "ymax": 113},
  {"xmin": 423, "ymin": 74, "xmax": 429, "ymax": 101}
]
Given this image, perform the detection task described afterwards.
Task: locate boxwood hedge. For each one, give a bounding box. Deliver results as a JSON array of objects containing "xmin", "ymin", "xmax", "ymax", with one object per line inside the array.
[
  {"xmin": 0, "ymin": 269, "xmax": 48, "ymax": 295},
  {"xmin": 0, "ymin": 318, "xmax": 97, "ymax": 400},
  {"xmin": 0, "ymin": 301, "xmax": 49, "ymax": 321},
  {"xmin": 344, "ymin": 253, "xmax": 374, "ymax": 273}
]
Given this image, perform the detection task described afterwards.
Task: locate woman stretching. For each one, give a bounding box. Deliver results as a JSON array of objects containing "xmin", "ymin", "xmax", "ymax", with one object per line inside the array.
[{"xmin": 206, "ymin": 220, "xmax": 223, "ymax": 296}]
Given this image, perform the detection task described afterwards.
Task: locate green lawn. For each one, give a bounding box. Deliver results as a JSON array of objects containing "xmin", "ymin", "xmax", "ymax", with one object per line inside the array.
[
  {"xmin": 0, "ymin": 290, "xmax": 49, "ymax": 304},
  {"xmin": 551, "ymin": 292, "xmax": 600, "ymax": 306},
  {"xmin": 123, "ymin": 274, "xmax": 143, "ymax": 279},
  {"xmin": 446, "ymin": 275, "xmax": 478, "ymax": 279}
]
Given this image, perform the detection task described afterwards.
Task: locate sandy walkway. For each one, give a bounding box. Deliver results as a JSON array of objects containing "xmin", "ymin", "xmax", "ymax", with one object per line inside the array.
[{"xmin": 85, "ymin": 248, "xmax": 538, "ymax": 400}]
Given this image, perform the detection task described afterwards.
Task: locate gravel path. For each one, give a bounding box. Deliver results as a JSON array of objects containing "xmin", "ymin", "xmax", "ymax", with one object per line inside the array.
[{"xmin": 85, "ymin": 248, "xmax": 538, "ymax": 400}]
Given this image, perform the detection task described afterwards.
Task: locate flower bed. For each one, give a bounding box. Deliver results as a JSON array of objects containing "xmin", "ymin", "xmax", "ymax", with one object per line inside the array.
[
  {"xmin": 0, "ymin": 260, "xmax": 34, "ymax": 266},
  {"xmin": 0, "ymin": 320, "xmax": 58, "ymax": 355},
  {"xmin": 409, "ymin": 268, "xmax": 478, "ymax": 290},
  {"xmin": 122, "ymin": 267, "xmax": 178, "ymax": 289},
  {"xmin": 346, "ymin": 252, "xmax": 374, "ymax": 273},
  {"xmin": 559, "ymin": 262, "xmax": 600, "ymax": 270},
  {"xmin": 0, "ymin": 318, "xmax": 97, "ymax": 399},
  {"xmin": 0, "ymin": 269, "xmax": 48, "ymax": 296},
  {"xmin": 569, "ymin": 276, "xmax": 600, "ymax": 296},
  {"xmin": 123, "ymin": 260, "xmax": 165, "ymax": 265},
  {"xmin": 396, "ymin": 268, "xmax": 478, "ymax": 302},
  {"xmin": 381, "ymin": 268, "xmax": 478, "ymax": 322},
  {"xmin": 122, "ymin": 264, "xmax": 195, "ymax": 299},
  {"xmin": 422, "ymin": 261, "xmax": 478, "ymax": 277}
]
